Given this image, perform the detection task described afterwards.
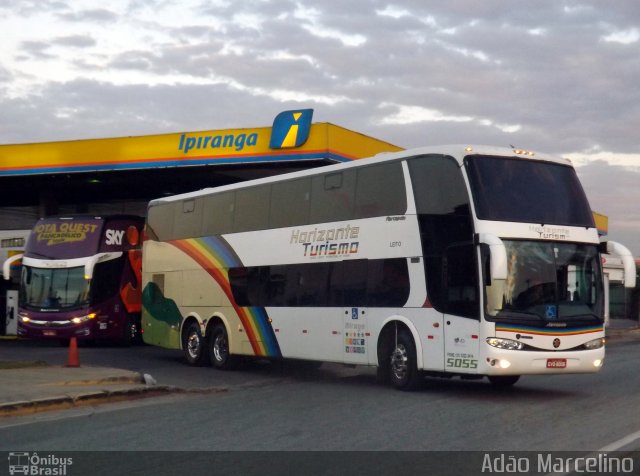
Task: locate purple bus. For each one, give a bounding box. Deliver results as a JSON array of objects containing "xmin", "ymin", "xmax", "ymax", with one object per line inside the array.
[{"xmin": 6, "ymin": 215, "xmax": 144, "ymax": 345}]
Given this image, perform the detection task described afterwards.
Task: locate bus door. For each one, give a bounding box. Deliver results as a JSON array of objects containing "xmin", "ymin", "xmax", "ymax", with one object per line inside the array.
[
  {"xmin": 442, "ymin": 243, "xmax": 481, "ymax": 374},
  {"xmin": 343, "ymin": 306, "xmax": 369, "ymax": 364}
]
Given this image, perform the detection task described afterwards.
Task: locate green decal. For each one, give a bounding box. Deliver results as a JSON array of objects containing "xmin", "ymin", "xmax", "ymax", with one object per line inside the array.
[{"xmin": 142, "ymin": 282, "xmax": 182, "ymax": 349}]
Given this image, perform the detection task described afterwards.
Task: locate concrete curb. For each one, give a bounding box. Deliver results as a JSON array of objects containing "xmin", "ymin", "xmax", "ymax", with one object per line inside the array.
[
  {"xmin": 0, "ymin": 385, "xmax": 176, "ymax": 417},
  {"xmin": 47, "ymin": 374, "xmax": 146, "ymax": 387},
  {"xmin": 0, "ymin": 385, "xmax": 229, "ymax": 417}
]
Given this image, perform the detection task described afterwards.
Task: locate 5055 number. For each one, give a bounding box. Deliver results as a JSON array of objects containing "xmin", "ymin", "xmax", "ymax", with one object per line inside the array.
[{"xmin": 446, "ymin": 357, "xmax": 478, "ymax": 369}]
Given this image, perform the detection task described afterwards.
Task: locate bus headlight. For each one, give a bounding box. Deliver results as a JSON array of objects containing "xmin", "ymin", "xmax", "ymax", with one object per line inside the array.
[
  {"xmin": 583, "ymin": 338, "xmax": 604, "ymax": 350},
  {"xmin": 71, "ymin": 313, "xmax": 97, "ymax": 325},
  {"xmin": 486, "ymin": 337, "xmax": 524, "ymax": 350}
]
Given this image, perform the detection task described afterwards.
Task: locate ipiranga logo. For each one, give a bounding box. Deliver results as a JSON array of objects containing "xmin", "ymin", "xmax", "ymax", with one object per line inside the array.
[
  {"xmin": 178, "ymin": 131, "xmax": 258, "ymax": 154},
  {"xmin": 269, "ymin": 109, "xmax": 313, "ymax": 149}
]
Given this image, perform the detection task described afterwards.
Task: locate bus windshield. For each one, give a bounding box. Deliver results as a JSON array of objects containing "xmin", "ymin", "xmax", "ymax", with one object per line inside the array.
[
  {"xmin": 465, "ymin": 155, "xmax": 595, "ymax": 227},
  {"xmin": 485, "ymin": 241, "xmax": 603, "ymax": 322},
  {"xmin": 20, "ymin": 266, "xmax": 90, "ymax": 311}
]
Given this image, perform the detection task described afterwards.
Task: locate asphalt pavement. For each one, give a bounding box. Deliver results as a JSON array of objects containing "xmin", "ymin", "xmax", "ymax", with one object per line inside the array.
[{"xmin": 0, "ymin": 321, "xmax": 639, "ymax": 417}]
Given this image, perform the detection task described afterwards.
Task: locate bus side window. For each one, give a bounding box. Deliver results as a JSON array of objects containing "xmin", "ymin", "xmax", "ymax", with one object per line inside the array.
[
  {"xmin": 269, "ymin": 178, "xmax": 311, "ymax": 228},
  {"xmin": 173, "ymin": 198, "xmax": 203, "ymax": 240},
  {"xmin": 329, "ymin": 259, "xmax": 368, "ymax": 306},
  {"xmin": 202, "ymin": 192, "xmax": 235, "ymax": 236},
  {"xmin": 355, "ymin": 163, "xmax": 407, "ymax": 218},
  {"xmin": 234, "ymin": 185, "xmax": 271, "ymax": 233},
  {"xmin": 310, "ymin": 171, "xmax": 356, "ymax": 224},
  {"xmin": 147, "ymin": 202, "xmax": 176, "ymax": 241},
  {"xmin": 367, "ymin": 259, "xmax": 410, "ymax": 307}
]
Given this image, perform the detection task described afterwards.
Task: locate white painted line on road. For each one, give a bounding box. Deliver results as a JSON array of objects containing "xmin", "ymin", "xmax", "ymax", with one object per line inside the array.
[
  {"xmin": 542, "ymin": 431, "xmax": 640, "ymax": 476},
  {"xmin": 599, "ymin": 428, "xmax": 640, "ymax": 451}
]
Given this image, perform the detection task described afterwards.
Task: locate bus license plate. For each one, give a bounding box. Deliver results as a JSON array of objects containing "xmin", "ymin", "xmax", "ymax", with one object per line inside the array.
[
  {"xmin": 546, "ymin": 358, "xmax": 567, "ymax": 369},
  {"xmin": 42, "ymin": 330, "xmax": 57, "ymax": 336}
]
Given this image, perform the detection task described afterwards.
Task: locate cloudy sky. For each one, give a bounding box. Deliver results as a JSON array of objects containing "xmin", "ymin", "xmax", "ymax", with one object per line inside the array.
[{"xmin": 1, "ymin": 0, "xmax": 639, "ymax": 255}]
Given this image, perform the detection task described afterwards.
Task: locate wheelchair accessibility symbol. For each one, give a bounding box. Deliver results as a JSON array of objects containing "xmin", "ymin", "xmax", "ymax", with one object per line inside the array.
[{"xmin": 545, "ymin": 305, "xmax": 557, "ymax": 319}]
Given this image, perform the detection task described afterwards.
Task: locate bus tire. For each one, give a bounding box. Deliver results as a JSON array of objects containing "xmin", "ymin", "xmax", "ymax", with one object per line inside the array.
[
  {"xmin": 183, "ymin": 321, "xmax": 208, "ymax": 366},
  {"xmin": 209, "ymin": 323, "xmax": 238, "ymax": 370},
  {"xmin": 388, "ymin": 329, "xmax": 423, "ymax": 391},
  {"xmin": 488, "ymin": 375, "xmax": 520, "ymax": 387}
]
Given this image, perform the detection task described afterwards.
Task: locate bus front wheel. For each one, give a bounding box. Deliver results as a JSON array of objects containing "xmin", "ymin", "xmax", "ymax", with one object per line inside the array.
[
  {"xmin": 209, "ymin": 324, "xmax": 238, "ymax": 370},
  {"xmin": 388, "ymin": 329, "xmax": 423, "ymax": 391}
]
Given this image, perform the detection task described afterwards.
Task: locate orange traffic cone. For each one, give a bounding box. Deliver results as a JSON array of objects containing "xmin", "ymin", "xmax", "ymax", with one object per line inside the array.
[{"xmin": 66, "ymin": 337, "xmax": 80, "ymax": 367}]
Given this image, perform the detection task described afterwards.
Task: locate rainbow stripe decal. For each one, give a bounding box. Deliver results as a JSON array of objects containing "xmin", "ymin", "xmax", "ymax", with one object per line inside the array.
[
  {"xmin": 496, "ymin": 323, "xmax": 603, "ymax": 337},
  {"xmin": 170, "ymin": 236, "xmax": 281, "ymax": 358}
]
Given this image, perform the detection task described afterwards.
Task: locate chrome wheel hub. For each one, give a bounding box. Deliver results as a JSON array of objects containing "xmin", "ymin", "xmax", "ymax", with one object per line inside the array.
[
  {"xmin": 390, "ymin": 344, "xmax": 408, "ymax": 381},
  {"xmin": 213, "ymin": 333, "xmax": 227, "ymax": 362},
  {"xmin": 187, "ymin": 332, "xmax": 201, "ymax": 359}
]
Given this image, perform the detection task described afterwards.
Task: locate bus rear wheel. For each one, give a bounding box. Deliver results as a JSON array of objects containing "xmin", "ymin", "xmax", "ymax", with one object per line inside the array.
[
  {"xmin": 209, "ymin": 323, "xmax": 238, "ymax": 370},
  {"xmin": 183, "ymin": 321, "xmax": 208, "ymax": 366},
  {"xmin": 388, "ymin": 329, "xmax": 423, "ymax": 391}
]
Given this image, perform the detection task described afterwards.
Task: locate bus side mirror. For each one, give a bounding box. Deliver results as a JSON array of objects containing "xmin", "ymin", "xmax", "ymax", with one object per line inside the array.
[
  {"xmin": 603, "ymin": 241, "xmax": 637, "ymax": 289},
  {"xmin": 475, "ymin": 234, "xmax": 507, "ymax": 315},
  {"xmin": 3, "ymin": 253, "xmax": 23, "ymax": 281},
  {"xmin": 475, "ymin": 233, "xmax": 508, "ymax": 281}
]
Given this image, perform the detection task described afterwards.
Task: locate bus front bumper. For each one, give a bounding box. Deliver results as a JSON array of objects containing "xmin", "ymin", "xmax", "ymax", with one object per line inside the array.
[
  {"xmin": 480, "ymin": 347, "xmax": 605, "ymax": 376},
  {"xmin": 18, "ymin": 319, "xmax": 95, "ymax": 340}
]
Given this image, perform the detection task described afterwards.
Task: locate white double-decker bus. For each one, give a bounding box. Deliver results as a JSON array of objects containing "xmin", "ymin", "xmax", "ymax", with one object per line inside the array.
[{"xmin": 141, "ymin": 145, "xmax": 636, "ymax": 390}]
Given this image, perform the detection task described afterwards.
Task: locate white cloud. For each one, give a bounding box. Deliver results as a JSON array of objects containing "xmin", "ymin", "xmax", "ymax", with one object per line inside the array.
[
  {"xmin": 301, "ymin": 24, "xmax": 367, "ymax": 47},
  {"xmin": 435, "ymin": 40, "xmax": 492, "ymax": 63},
  {"xmin": 263, "ymin": 51, "xmax": 320, "ymax": 68},
  {"xmin": 375, "ymin": 6, "xmax": 410, "ymax": 20},
  {"xmin": 527, "ymin": 28, "xmax": 546, "ymax": 36},
  {"xmin": 487, "ymin": 122, "xmax": 522, "ymax": 134},
  {"xmin": 563, "ymin": 5, "xmax": 594, "ymax": 15},
  {"xmin": 379, "ymin": 104, "xmax": 473, "ymax": 125},
  {"xmin": 602, "ymin": 28, "xmax": 640, "ymax": 45},
  {"xmin": 381, "ymin": 105, "xmax": 521, "ymax": 134},
  {"xmin": 294, "ymin": 3, "xmax": 366, "ymax": 47},
  {"xmin": 231, "ymin": 13, "xmax": 266, "ymax": 31},
  {"xmin": 565, "ymin": 150, "xmax": 640, "ymax": 170}
]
